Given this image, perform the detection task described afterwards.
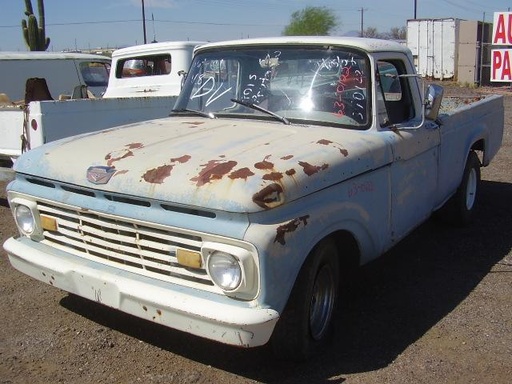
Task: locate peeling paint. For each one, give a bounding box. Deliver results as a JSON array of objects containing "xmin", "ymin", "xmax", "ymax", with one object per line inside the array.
[
  {"xmin": 191, "ymin": 160, "xmax": 238, "ymax": 186},
  {"xmin": 274, "ymin": 215, "xmax": 310, "ymax": 245},
  {"xmin": 229, "ymin": 167, "xmax": 255, "ymax": 180},
  {"xmin": 253, "ymin": 183, "xmax": 283, "ymax": 209},
  {"xmin": 299, "ymin": 161, "xmax": 329, "ymax": 176}
]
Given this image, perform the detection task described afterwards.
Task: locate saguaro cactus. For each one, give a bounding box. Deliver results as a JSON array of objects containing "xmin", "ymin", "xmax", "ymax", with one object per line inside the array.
[{"xmin": 21, "ymin": 0, "xmax": 50, "ymax": 51}]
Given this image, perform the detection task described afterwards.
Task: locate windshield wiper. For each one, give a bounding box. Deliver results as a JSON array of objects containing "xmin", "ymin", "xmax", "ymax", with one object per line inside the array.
[
  {"xmin": 170, "ymin": 108, "xmax": 216, "ymax": 119},
  {"xmin": 230, "ymin": 98, "xmax": 290, "ymax": 125}
]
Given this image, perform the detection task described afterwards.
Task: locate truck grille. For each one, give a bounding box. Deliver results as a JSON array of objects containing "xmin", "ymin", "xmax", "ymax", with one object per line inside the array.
[{"xmin": 36, "ymin": 201, "xmax": 218, "ymax": 292}]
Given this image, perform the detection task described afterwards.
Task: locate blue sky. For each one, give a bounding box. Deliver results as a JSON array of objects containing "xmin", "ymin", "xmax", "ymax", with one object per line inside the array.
[{"xmin": 0, "ymin": 0, "xmax": 509, "ymax": 51}]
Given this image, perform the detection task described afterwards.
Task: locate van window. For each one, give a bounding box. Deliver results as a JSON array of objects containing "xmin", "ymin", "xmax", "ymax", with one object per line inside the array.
[
  {"xmin": 79, "ymin": 61, "xmax": 110, "ymax": 87},
  {"xmin": 116, "ymin": 54, "xmax": 172, "ymax": 78}
]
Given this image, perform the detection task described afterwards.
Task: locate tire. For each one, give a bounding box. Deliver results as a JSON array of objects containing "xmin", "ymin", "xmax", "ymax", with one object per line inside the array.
[
  {"xmin": 271, "ymin": 238, "xmax": 340, "ymax": 360},
  {"xmin": 444, "ymin": 151, "xmax": 481, "ymax": 226}
]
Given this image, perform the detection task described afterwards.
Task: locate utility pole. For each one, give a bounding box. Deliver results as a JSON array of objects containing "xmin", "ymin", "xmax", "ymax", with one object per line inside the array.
[
  {"xmin": 359, "ymin": 8, "xmax": 366, "ymax": 37},
  {"xmin": 142, "ymin": 0, "xmax": 147, "ymax": 44}
]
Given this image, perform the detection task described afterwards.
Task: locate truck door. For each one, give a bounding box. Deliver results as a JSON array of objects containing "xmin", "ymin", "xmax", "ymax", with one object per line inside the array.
[{"xmin": 376, "ymin": 59, "xmax": 441, "ymax": 243}]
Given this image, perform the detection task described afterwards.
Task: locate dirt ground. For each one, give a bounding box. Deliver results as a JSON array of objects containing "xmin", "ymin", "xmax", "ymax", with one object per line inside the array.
[{"xmin": 0, "ymin": 84, "xmax": 511, "ymax": 384}]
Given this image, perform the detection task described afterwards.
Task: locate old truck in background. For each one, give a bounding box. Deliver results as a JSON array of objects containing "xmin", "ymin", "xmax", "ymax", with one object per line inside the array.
[
  {"xmin": 3, "ymin": 37, "xmax": 504, "ymax": 360},
  {"xmin": 0, "ymin": 41, "xmax": 205, "ymax": 181}
]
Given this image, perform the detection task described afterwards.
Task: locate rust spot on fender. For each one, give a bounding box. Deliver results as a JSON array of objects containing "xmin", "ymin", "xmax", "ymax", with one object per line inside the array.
[
  {"xmin": 274, "ymin": 215, "xmax": 310, "ymax": 245},
  {"xmin": 253, "ymin": 183, "xmax": 283, "ymax": 209},
  {"xmin": 281, "ymin": 155, "xmax": 294, "ymax": 160},
  {"xmin": 263, "ymin": 172, "xmax": 283, "ymax": 181},
  {"xmin": 229, "ymin": 167, "xmax": 255, "ymax": 180},
  {"xmin": 191, "ymin": 160, "xmax": 238, "ymax": 186},
  {"xmin": 317, "ymin": 139, "xmax": 349, "ymax": 157},
  {"xmin": 142, "ymin": 164, "xmax": 173, "ymax": 184},
  {"xmin": 285, "ymin": 169, "xmax": 296, "ymax": 176},
  {"xmin": 299, "ymin": 161, "xmax": 328, "ymax": 176}
]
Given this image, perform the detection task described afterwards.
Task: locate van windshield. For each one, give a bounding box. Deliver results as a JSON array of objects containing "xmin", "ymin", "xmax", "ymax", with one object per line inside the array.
[
  {"xmin": 174, "ymin": 45, "xmax": 371, "ymax": 129},
  {"xmin": 79, "ymin": 61, "xmax": 110, "ymax": 87}
]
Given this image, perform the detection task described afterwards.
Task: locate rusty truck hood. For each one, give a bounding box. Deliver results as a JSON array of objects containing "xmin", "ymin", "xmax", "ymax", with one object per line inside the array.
[{"xmin": 15, "ymin": 117, "xmax": 393, "ymax": 213}]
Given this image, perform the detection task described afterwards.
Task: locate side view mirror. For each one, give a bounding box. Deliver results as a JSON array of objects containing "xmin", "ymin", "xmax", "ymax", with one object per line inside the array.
[
  {"xmin": 178, "ymin": 70, "xmax": 187, "ymax": 89},
  {"xmin": 424, "ymin": 84, "xmax": 444, "ymax": 121}
]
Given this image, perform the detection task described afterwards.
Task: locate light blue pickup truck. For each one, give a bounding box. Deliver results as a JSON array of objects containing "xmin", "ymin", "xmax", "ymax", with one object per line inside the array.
[{"xmin": 3, "ymin": 37, "xmax": 504, "ymax": 360}]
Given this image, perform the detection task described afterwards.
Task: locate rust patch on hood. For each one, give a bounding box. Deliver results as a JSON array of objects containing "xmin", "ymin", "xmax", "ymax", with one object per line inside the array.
[
  {"xmin": 317, "ymin": 139, "xmax": 349, "ymax": 157},
  {"xmin": 191, "ymin": 160, "xmax": 238, "ymax": 186},
  {"xmin": 229, "ymin": 167, "xmax": 255, "ymax": 181},
  {"xmin": 171, "ymin": 155, "xmax": 191, "ymax": 163},
  {"xmin": 274, "ymin": 215, "xmax": 310, "ymax": 245},
  {"xmin": 142, "ymin": 155, "xmax": 191, "ymax": 184},
  {"xmin": 127, "ymin": 143, "xmax": 144, "ymax": 149},
  {"xmin": 255, "ymin": 156, "xmax": 274, "ymax": 170},
  {"xmin": 105, "ymin": 143, "xmax": 145, "ymax": 166},
  {"xmin": 263, "ymin": 172, "xmax": 283, "ymax": 181},
  {"xmin": 299, "ymin": 161, "xmax": 329, "ymax": 176},
  {"xmin": 183, "ymin": 121, "xmax": 205, "ymax": 127},
  {"xmin": 114, "ymin": 170, "xmax": 129, "ymax": 176},
  {"xmin": 253, "ymin": 183, "xmax": 284, "ymax": 209},
  {"xmin": 143, "ymin": 164, "xmax": 173, "ymax": 184}
]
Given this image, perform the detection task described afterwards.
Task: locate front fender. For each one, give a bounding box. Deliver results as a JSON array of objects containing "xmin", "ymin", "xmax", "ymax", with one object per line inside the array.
[{"xmin": 244, "ymin": 168, "xmax": 390, "ymax": 313}]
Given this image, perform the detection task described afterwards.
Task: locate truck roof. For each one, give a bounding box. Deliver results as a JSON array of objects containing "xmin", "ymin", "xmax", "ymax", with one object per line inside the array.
[
  {"xmin": 196, "ymin": 36, "xmax": 409, "ymax": 54},
  {"xmin": 112, "ymin": 41, "xmax": 207, "ymax": 58},
  {"xmin": 0, "ymin": 51, "xmax": 110, "ymax": 61}
]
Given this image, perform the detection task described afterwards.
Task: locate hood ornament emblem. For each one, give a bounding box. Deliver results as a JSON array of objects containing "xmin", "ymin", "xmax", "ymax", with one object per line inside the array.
[{"xmin": 86, "ymin": 166, "xmax": 116, "ymax": 185}]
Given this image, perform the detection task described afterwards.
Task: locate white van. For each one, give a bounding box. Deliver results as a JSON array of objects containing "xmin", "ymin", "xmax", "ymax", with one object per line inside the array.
[
  {"xmin": 0, "ymin": 51, "xmax": 111, "ymax": 102},
  {"xmin": 103, "ymin": 41, "xmax": 204, "ymax": 98}
]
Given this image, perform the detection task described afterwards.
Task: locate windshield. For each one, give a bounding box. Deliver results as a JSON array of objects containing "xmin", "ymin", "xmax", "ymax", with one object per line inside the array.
[
  {"xmin": 174, "ymin": 45, "xmax": 371, "ymax": 129},
  {"xmin": 79, "ymin": 61, "xmax": 110, "ymax": 87}
]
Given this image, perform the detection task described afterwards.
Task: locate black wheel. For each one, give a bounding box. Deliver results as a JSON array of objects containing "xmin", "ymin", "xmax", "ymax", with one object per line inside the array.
[
  {"xmin": 271, "ymin": 238, "xmax": 339, "ymax": 360},
  {"xmin": 442, "ymin": 151, "xmax": 481, "ymax": 226}
]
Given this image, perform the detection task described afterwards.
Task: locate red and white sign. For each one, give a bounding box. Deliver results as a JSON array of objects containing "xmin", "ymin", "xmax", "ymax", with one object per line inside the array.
[
  {"xmin": 492, "ymin": 12, "xmax": 512, "ymax": 82},
  {"xmin": 491, "ymin": 49, "xmax": 512, "ymax": 82},
  {"xmin": 493, "ymin": 12, "xmax": 512, "ymax": 45}
]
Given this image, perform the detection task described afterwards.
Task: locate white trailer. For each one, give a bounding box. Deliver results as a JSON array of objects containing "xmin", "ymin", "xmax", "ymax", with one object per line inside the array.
[{"xmin": 407, "ymin": 18, "xmax": 459, "ymax": 80}]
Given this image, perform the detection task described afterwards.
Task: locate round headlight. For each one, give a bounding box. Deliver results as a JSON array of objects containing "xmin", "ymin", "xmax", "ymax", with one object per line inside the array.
[
  {"xmin": 207, "ymin": 251, "xmax": 242, "ymax": 291},
  {"xmin": 15, "ymin": 204, "xmax": 35, "ymax": 234}
]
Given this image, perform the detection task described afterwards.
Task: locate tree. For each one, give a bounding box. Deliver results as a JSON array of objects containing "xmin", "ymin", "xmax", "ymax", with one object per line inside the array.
[
  {"xmin": 21, "ymin": 0, "xmax": 50, "ymax": 51},
  {"xmin": 363, "ymin": 27, "xmax": 379, "ymax": 38},
  {"xmin": 363, "ymin": 26, "xmax": 407, "ymax": 40},
  {"xmin": 389, "ymin": 26, "xmax": 407, "ymax": 40},
  {"xmin": 282, "ymin": 6, "xmax": 338, "ymax": 36}
]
